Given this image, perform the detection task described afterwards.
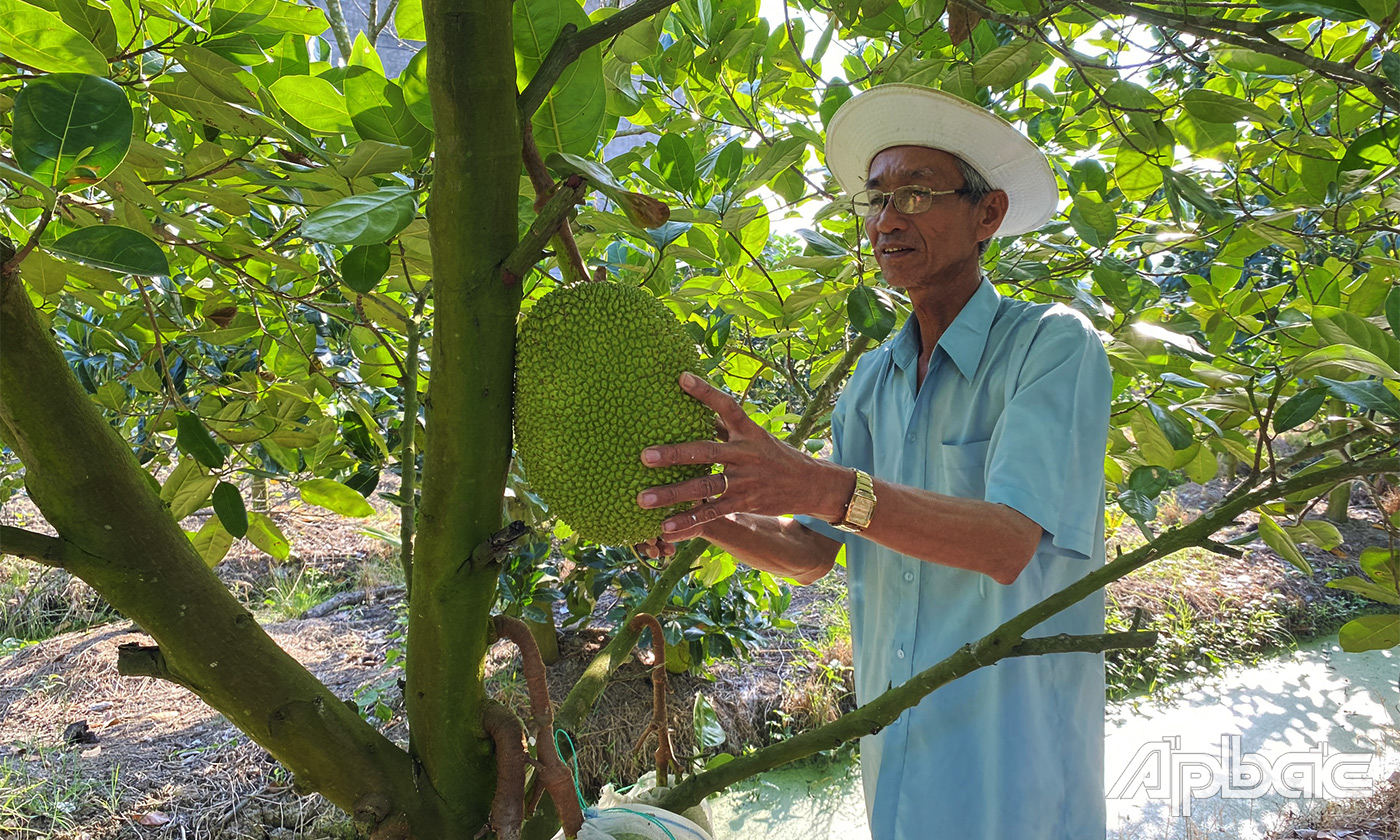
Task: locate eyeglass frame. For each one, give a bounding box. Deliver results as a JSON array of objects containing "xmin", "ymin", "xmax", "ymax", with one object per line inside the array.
[{"xmin": 850, "ymin": 184, "xmax": 974, "ymax": 218}]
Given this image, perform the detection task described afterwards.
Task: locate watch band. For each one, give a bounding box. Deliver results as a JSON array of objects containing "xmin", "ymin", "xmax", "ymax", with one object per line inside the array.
[{"xmin": 834, "ymin": 468, "xmax": 877, "ymax": 533}]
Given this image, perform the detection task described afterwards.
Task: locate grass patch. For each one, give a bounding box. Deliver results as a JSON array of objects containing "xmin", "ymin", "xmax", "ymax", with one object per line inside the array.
[
  {"xmin": 1, "ymin": 558, "xmax": 120, "ymax": 654},
  {"xmin": 0, "ymin": 745, "xmax": 123, "ymax": 837}
]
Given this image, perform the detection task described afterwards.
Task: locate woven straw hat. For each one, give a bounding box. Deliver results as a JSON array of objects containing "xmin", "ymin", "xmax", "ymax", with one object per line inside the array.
[{"xmin": 825, "ymin": 84, "xmax": 1058, "ymax": 236}]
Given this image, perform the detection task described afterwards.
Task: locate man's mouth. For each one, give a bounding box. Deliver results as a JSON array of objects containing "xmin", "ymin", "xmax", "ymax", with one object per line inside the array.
[{"xmin": 879, "ymin": 244, "xmax": 915, "ymax": 256}]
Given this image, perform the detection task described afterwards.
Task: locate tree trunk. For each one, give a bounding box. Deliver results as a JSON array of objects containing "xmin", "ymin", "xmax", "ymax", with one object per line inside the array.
[{"xmin": 407, "ymin": 0, "xmax": 523, "ymax": 830}]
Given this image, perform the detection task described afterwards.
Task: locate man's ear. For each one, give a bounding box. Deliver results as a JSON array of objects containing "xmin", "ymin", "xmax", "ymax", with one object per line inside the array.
[{"xmin": 976, "ymin": 189, "xmax": 1010, "ymax": 240}]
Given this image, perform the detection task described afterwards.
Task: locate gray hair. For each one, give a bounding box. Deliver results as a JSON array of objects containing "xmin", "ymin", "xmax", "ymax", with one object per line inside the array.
[{"xmin": 953, "ymin": 157, "xmax": 996, "ymax": 257}]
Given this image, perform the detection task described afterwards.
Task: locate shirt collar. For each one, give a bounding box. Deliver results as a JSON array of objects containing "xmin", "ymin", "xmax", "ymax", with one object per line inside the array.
[{"xmin": 889, "ymin": 278, "xmax": 1000, "ymax": 381}]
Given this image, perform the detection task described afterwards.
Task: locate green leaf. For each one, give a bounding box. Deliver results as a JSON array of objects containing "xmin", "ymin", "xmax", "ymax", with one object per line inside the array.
[
  {"xmin": 1146, "ymin": 402, "xmax": 1193, "ymax": 450},
  {"xmin": 1338, "ymin": 121, "xmax": 1399, "ymax": 175},
  {"xmin": 1327, "ymin": 576, "xmax": 1400, "ymax": 605},
  {"xmin": 340, "ymin": 244, "xmax": 391, "ymax": 294},
  {"xmin": 847, "ymin": 285, "xmax": 895, "ymax": 341},
  {"xmin": 161, "ymin": 459, "xmax": 218, "ymax": 520},
  {"xmin": 1313, "ymin": 305, "xmax": 1400, "ymax": 371},
  {"xmin": 299, "ymin": 478, "xmax": 376, "ymax": 517},
  {"xmin": 1273, "ymin": 387, "xmax": 1327, "ymax": 433},
  {"xmin": 1257, "ymin": 512, "xmax": 1311, "ymax": 575},
  {"xmin": 337, "ymin": 141, "xmax": 413, "ymax": 179},
  {"xmin": 1116, "ymin": 489, "xmax": 1157, "ymax": 535},
  {"xmin": 692, "ymin": 692, "xmax": 727, "ymax": 749},
  {"xmin": 401, "ymin": 48, "xmax": 433, "ymax": 129},
  {"xmin": 343, "ymin": 67, "xmax": 432, "ymax": 155},
  {"xmin": 190, "ymin": 516, "xmax": 234, "ymax": 567},
  {"xmin": 1290, "ymin": 345, "xmax": 1398, "ymax": 380},
  {"xmin": 1337, "ymin": 614, "xmax": 1400, "ymax": 652},
  {"xmin": 48, "ymin": 226, "xmax": 169, "ymax": 277},
  {"xmin": 255, "ymin": 0, "xmax": 328, "ymax": 34},
  {"xmin": 1129, "ymin": 407, "xmax": 1176, "ymax": 467},
  {"xmin": 269, "ymin": 75, "xmax": 355, "ymax": 134},
  {"xmin": 1386, "ymin": 285, "xmax": 1400, "ymax": 338},
  {"xmin": 174, "ymin": 45, "xmax": 258, "ymax": 106},
  {"xmin": 1360, "ymin": 546, "xmax": 1397, "ymax": 584},
  {"xmin": 302, "ymin": 188, "xmax": 417, "ymax": 245},
  {"xmin": 972, "ymin": 41, "xmax": 1040, "ymax": 91},
  {"xmin": 12, "ymin": 74, "xmax": 132, "ymax": 189},
  {"xmin": 212, "ymin": 481, "xmax": 249, "ymax": 539},
  {"xmin": 1316, "ymin": 376, "xmax": 1400, "ymax": 418},
  {"xmin": 1282, "ymin": 520, "xmax": 1343, "ymax": 551},
  {"xmin": 208, "ymin": 0, "xmax": 273, "ymax": 36},
  {"xmin": 1179, "ymin": 89, "xmax": 1276, "ymax": 126},
  {"xmin": 176, "ymin": 411, "xmax": 226, "ymax": 469},
  {"xmin": 1257, "ymin": 0, "xmax": 1368, "ymax": 20},
  {"xmin": 246, "ymin": 512, "xmax": 291, "ymax": 562},
  {"xmin": 515, "ymin": 0, "xmax": 606, "ymax": 157},
  {"xmin": 1213, "ymin": 47, "xmax": 1306, "ymax": 76},
  {"xmin": 0, "ymin": 0, "xmax": 109, "ymax": 74},
  {"xmin": 656, "ymin": 133, "xmax": 696, "ymax": 193},
  {"xmin": 741, "ymin": 137, "xmax": 807, "ymax": 192},
  {"xmin": 395, "ymin": 0, "xmax": 425, "ymax": 39},
  {"xmin": 1382, "ymin": 53, "xmax": 1400, "ymax": 89}
]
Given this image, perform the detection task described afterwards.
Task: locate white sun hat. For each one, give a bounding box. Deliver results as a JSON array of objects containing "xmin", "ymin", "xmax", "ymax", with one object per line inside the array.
[{"xmin": 825, "ymin": 84, "xmax": 1059, "ymax": 237}]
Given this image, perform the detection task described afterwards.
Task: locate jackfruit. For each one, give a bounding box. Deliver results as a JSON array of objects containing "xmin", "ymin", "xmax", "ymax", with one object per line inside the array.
[{"xmin": 514, "ymin": 282, "xmax": 713, "ymax": 545}]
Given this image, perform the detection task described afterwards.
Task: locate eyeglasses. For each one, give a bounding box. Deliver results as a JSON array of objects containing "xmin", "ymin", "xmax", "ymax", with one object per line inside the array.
[{"xmin": 850, "ymin": 185, "xmax": 971, "ymax": 218}]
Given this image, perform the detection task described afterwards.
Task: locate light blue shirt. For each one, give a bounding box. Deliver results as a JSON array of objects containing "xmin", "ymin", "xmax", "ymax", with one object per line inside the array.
[{"xmin": 797, "ymin": 279, "xmax": 1111, "ymax": 840}]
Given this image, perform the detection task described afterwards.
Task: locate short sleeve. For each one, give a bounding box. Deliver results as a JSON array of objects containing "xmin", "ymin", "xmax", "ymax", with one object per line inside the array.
[
  {"xmin": 794, "ymin": 389, "xmax": 850, "ymax": 545},
  {"xmin": 983, "ymin": 310, "xmax": 1110, "ymax": 559}
]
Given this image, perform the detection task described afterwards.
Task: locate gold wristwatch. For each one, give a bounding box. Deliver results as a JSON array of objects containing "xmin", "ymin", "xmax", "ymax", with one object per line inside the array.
[{"xmin": 833, "ymin": 468, "xmax": 877, "ymax": 533}]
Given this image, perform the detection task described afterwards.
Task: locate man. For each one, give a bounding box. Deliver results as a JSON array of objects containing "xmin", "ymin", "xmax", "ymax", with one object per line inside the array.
[{"xmin": 637, "ymin": 85, "xmax": 1111, "ymax": 839}]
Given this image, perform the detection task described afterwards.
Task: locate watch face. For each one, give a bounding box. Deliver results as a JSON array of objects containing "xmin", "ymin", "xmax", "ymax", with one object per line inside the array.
[{"xmin": 849, "ymin": 496, "xmax": 875, "ymax": 526}]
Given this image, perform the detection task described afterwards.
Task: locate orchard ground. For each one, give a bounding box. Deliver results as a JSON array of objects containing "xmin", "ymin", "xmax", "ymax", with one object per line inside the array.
[{"xmin": 1, "ymin": 473, "xmax": 1396, "ymax": 839}]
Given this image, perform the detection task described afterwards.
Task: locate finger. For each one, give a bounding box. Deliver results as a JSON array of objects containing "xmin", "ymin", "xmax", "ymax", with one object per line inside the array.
[
  {"xmin": 678, "ymin": 372, "xmax": 756, "ymax": 436},
  {"xmin": 661, "ymin": 498, "xmax": 733, "ymax": 536},
  {"xmin": 638, "ymin": 473, "xmax": 729, "ymax": 509},
  {"xmin": 641, "ymin": 439, "xmax": 726, "ymax": 469}
]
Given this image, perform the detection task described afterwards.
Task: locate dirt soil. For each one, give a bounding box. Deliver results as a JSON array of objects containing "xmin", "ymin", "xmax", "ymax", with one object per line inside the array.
[{"xmin": 1, "ymin": 476, "xmax": 1396, "ymax": 839}]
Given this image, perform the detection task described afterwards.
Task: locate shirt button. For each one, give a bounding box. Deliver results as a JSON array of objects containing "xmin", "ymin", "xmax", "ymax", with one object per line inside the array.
[
  {"xmin": 896, "ymin": 648, "xmax": 906, "ymax": 659},
  {"xmin": 905, "ymin": 433, "xmax": 915, "ymax": 443},
  {"xmin": 903, "ymin": 571, "xmax": 914, "ymax": 582}
]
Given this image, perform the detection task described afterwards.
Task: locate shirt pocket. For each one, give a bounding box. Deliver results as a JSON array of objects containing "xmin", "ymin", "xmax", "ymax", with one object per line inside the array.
[{"xmin": 938, "ymin": 438, "xmax": 991, "ymax": 499}]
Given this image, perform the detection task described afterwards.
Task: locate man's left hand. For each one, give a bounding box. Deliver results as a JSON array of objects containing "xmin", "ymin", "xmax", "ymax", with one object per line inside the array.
[{"xmin": 637, "ymin": 372, "xmax": 845, "ymax": 540}]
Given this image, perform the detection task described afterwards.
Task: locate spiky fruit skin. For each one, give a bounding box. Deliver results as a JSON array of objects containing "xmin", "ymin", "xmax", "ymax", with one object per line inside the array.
[{"xmin": 514, "ymin": 283, "xmax": 713, "ymax": 546}]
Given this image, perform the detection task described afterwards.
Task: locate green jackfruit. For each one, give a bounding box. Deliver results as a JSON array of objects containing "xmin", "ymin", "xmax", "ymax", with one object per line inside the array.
[{"xmin": 514, "ymin": 282, "xmax": 713, "ymax": 545}]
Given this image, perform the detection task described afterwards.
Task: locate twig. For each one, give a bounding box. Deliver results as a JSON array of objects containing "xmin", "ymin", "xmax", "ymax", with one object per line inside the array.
[
  {"xmin": 500, "ymin": 176, "xmax": 590, "ymax": 283},
  {"xmin": 491, "ymin": 615, "xmax": 585, "ymax": 838},
  {"xmin": 481, "ymin": 700, "xmax": 528, "ymax": 840},
  {"xmin": 521, "ymin": 123, "xmax": 589, "ymax": 285},
  {"xmin": 627, "ymin": 612, "xmax": 682, "ymax": 786}
]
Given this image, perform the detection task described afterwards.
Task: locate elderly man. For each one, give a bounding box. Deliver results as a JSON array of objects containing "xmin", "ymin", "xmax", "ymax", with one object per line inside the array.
[{"xmin": 638, "ymin": 85, "xmax": 1111, "ymax": 839}]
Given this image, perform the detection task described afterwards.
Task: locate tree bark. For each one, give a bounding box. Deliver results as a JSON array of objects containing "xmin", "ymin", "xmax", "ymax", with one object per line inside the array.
[{"xmin": 409, "ymin": 0, "xmax": 522, "ymax": 830}]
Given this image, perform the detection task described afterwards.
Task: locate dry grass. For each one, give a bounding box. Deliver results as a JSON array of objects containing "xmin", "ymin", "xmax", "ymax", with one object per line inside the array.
[{"xmin": 1266, "ymin": 772, "xmax": 1400, "ymax": 839}]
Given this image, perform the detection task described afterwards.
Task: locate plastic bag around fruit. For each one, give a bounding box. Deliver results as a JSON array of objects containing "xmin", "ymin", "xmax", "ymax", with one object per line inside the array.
[{"xmin": 552, "ymin": 802, "xmax": 712, "ymax": 840}]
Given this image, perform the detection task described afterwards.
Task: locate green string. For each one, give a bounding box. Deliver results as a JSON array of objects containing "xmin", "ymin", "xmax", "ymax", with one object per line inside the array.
[
  {"xmin": 551, "ymin": 730, "xmax": 687, "ymax": 840},
  {"xmin": 553, "ymin": 728, "xmax": 588, "ymax": 813},
  {"xmin": 601, "ymin": 806, "xmax": 678, "ymax": 840}
]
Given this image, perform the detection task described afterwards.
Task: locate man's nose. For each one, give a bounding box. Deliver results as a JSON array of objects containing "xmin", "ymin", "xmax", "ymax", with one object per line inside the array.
[{"xmin": 868, "ymin": 200, "xmax": 908, "ymax": 234}]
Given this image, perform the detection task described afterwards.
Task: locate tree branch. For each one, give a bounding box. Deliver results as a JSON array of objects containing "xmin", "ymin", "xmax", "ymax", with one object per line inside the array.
[
  {"xmin": 784, "ymin": 337, "xmax": 872, "ymax": 446},
  {"xmin": 522, "ymin": 124, "xmax": 589, "ymax": 286},
  {"xmin": 0, "ymin": 525, "xmax": 70, "ymax": 568},
  {"xmin": 657, "ymin": 455, "xmax": 1399, "ymax": 811},
  {"xmin": 492, "ymin": 615, "xmax": 585, "ymax": 838},
  {"xmin": 1073, "ymin": 0, "xmax": 1400, "ymax": 108},
  {"xmin": 500, "ymin": 176, "xmax": 590, "ymax": 284},
  {"xmin": 518, "ymin": 0, "xmax": 682, "ymax": 122},
  {"xmin": 659, "ymin": 630, "xmax": 1157, "ymax": 809}
]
